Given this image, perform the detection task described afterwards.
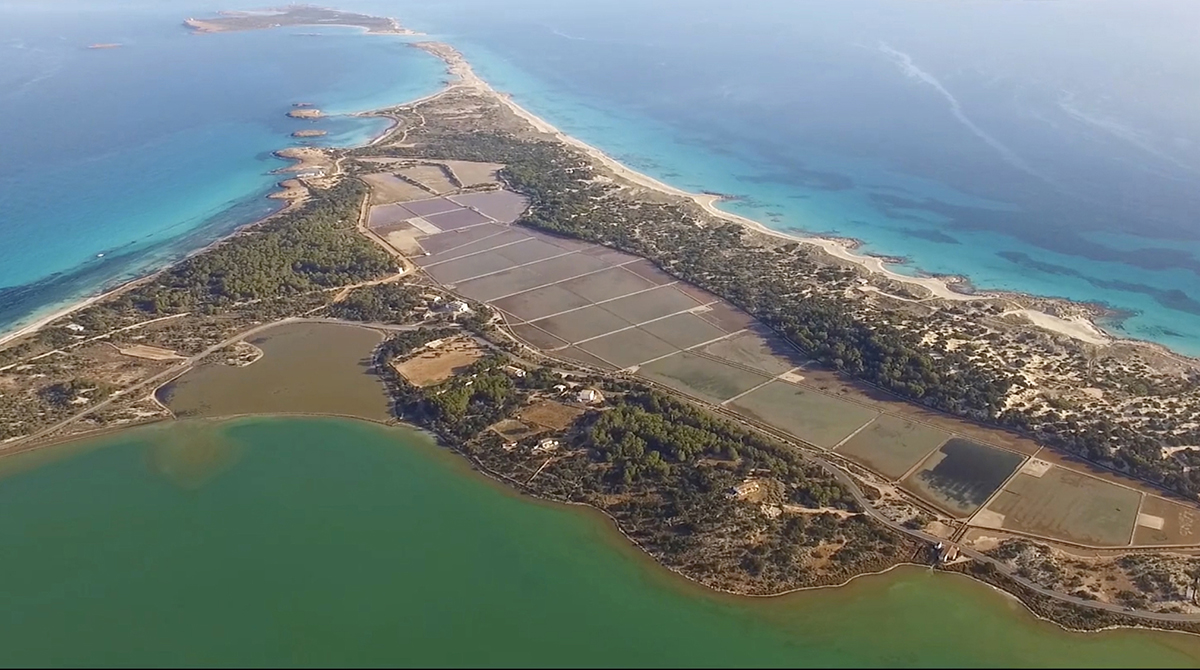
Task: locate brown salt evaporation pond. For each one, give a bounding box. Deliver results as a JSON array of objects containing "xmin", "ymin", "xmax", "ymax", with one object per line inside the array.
[{"xmin": 157, "ymin": 321, "xmax": 391, "ymax": 421}]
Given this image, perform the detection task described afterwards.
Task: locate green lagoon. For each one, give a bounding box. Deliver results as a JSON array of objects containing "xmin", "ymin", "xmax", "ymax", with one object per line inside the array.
[{"xmin": 1, "ymin": 416, "xmax": 1199, "ymax": 667}]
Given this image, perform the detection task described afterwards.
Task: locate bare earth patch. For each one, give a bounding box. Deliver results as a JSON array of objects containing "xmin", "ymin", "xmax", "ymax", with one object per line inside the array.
[
  {"xmin": 393, "ymin": 336, "xmax": 486, "ymax": 387},
  {"xmin": 118, "ymin": 344, "xmax": 183, "ymax": 361},
  {"xmin": 517, "ymin": 400, "xmax": 584, "ymax": 431}
]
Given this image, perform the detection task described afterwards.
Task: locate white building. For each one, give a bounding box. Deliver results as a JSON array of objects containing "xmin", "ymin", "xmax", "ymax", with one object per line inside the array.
[{"xmin": 577, "ymin": 388, "xmax": 604, "ymax": 404}]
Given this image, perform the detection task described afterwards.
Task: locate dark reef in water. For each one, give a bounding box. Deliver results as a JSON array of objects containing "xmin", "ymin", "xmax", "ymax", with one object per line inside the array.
[
  {"xmin": 897, "ymin": 227, "xmax": 961, "ymax": 245},
  {"xmin": 998, "ymin": 251, "xmax": 1200, "ymax": 317}
]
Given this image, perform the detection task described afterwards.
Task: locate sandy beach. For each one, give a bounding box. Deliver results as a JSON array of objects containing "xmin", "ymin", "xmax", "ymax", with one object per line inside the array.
[
  {"xmin": 0, "ymin": 31, "xmax": 1123, "ymax": 353},
  {"xmin": 408, "ymin": 42, "xmax": 1118, "ymax": 347}
]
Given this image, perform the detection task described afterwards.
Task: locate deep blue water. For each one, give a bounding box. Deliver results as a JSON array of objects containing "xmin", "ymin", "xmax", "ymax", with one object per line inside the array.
[{"xmin": 3, "ymin": 0, "xmax": 1200, "ymax": 356}]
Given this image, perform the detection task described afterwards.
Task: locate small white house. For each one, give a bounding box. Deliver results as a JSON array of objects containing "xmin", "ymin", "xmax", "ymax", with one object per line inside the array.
[
  {"xmin": 533, "ymin": 438, "xmax": 560, "ymax": 454},
  {"xmin": 577, "ymin": 388, "xmax": 604, "ymax": 405},
  {"xmin": 446, "ymin": 301, "xmax": 470, "ymax": 314}
]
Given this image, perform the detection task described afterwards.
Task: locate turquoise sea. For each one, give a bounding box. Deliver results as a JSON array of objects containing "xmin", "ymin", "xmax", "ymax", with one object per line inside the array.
[
  {"xmin": 0, "ymin": 1, "xmax": 445, "ymax": 330},
  {"xmin": 3, "ymin": 0, "xmax": 1200, "ymax": 356},
  {"xmin": 381, "ymin": 0, "xmax": 1200, "ymax": 354}
]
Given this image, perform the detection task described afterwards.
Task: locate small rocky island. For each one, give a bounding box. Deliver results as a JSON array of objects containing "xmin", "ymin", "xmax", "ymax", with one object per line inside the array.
[
  {"xmin": 184, "ymin": 6, "xmax": 417, "ymax": 35},
  {"xmin": 287, "ymin": 108, "xmax": 324, "ymax": 119}
]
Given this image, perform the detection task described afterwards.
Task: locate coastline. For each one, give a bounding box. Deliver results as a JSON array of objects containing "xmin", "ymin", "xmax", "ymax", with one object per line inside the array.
[
  {"xmin": 404, "ymin": 42, "xmax": 1129, "ymax": 352},
  {"xmin": 0, "ymin": 19, "xmax": 1145, "ymax": 358},
  {"xmin": 28, "ymin": 398, "xmax": 1199, "ymax": 640},
  {"xmin": 2, "ymin": 9, "xmax": 1199, "ymax": 649},
  {"xmin": 0, "ymin": 62, "xmax": 419, "ymax": 350}
]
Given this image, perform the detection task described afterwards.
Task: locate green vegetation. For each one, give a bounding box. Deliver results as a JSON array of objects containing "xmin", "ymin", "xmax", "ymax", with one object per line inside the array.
[
  {"xmin": 125, "ymin": 180, "xmax": 395, "ymax": 316},
  {"xmin": 363, "ymin": 133, "xmax": 1009, "ymax": 416},
  {"xmin": 357, "ymin": 112, "xmax": 1200, "ymax": 498},
  {"xmin": 0, "ymin": 179, "xmax": 400, "ymax": 442},
  {"xmin": 371, "ymin": 327, "xmax": 915, "ymax": 595},
  {"xmin": 327, "ymin": 284, "xmax": 423, "ymax": 323}
]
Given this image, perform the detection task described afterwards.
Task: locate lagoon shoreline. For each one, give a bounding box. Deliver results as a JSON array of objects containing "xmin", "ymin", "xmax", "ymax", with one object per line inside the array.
[{"xmin": 3, "ymin": 5, "xmax": 1200, "ymax": 645}]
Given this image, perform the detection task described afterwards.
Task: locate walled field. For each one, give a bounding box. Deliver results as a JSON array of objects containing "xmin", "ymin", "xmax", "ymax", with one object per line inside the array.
[
  {"xmin": 450, "ymin": 190, "xmax": 528, "ymax": 221},
  {"xmin": 696, "ymin": 329, "xmax": 798, "ymax": 376},
  {"xmin": 425, "ymin": 207, "xmax": 493, "ymax": 230},
  {"xmin": 578, "ymin": 328, "xmax": 680, "ymax": 370},
  {"xmin": 489, "ymin": 418, "xmax": 539, "ymax": 442},
  {"xmin": 532, "ymin": 306, "xmax": 632, "ymax": 345},
  {"xmin": 399, "ymin": 196, "xmax": 459, "ymax": 217},
  {"xmin": 393, "ymin": 337, "xmax": 486, "ymax": 387},
  {"xmin": 637, "ymin": 352, "xmax": 771, "ymax": 405},
  {"xmin": 728, "ymin": 381, "xmax": 878, "ymax": 448},
  {"xmin": 835, "ymin": 415, "xmax": 951, "ymax": 480},
  {"xmin": 903, "ymin": 438, "xmax": 1025, "ymax": 517},
  {"xmin": 1133, "ymin": 495, "xmax": 1200, "ymax": 546},
  {"xmin": 443, "ymin": 160, "xmax": 503, "ymax": 188},
  {"xmin": 978, "ymin": 463, "xmax": 1140, "ymax": 546},
  {"xmin": 398, "ymin": 189, "xmax": 1200, "ymax": 549},
  {"xmin": 494, "ymin": 285, "xmax": 593, "ymax": 322},
  {"xmin": 396, "ymin": 165, "xmax": 456, "ymax": 194},
  {"xmin": 557, "ymin": 267, "xmax": 659, "ymax": 303},
  {"xmin": 415, "ymin": 223, "xmax": 506, "ymax": 255},
  {"xmin": 118, "ymin": 344, "xmax": 182, "ymax": 361},
  {"xmin": 518, "ymin": 401, "xmax": 584, "ymax": 431},
  {"xmin": 361, "ymin": 172, "xmax": 429, "ymax": 204},
  {"xmin": 509, "ymin": 323, "xmax": 570, "ymax": 351},
  {"xmin": 599, "ymin": 286, "xmax": 704, "ymax": 324},
  {"xmin": 621, "ymin": 259, "xmax": 676, "ymax": 286},
  {"xmin": 554, "ymin": 346, "xmax": 620, "ymax": 371},
  {"xmin": 638, "ymin": 313, "xmax": 729, "ymax": 350}
]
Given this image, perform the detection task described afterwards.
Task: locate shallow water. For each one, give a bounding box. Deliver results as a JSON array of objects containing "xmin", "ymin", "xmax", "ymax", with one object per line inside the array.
[
  {"xmin": 5, "ymin": 0, "xmax": 1200, "ymax": 355},
  {"xmin": 159, "ymin": 321, "xmax": 389, "ymax": 421},
  {"xmin": 0, "ymin": 416, "xmax": 1198, "ymax": 666},
  {"xmin": 362, "ymin": 0, "xmax": 1200, "ymax": 355},
  {"xmin": 0, "ymin": 2, "xmax": 444, "ymax": 333}
]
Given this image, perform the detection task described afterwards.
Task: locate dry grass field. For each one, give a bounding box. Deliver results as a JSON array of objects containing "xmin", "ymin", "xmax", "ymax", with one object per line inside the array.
[
  {"xmin": 979, "ymin": 463, "xmax": 1141, "ymax": 546},
  {"xmin": 397, "ymin": 164, "xmax": 456, "ymax": 194},
  {"xmin": 518, "ymin": 400, "xmax": 584, "ymax": 431},
  {"xmin": 835, "ymin": 414, "xmax": 951, "ymax": 480},
  {"xmin": 393, "ymin": 337, "xmax": 486, "ymax": 387},
  {"xmin": 727, "ymin": 381, "xmax": 878, "ymax": 449},
  {"xmin": 400, "ymin": 188, "xmax": 1200, "ymax": 549},
  {"xmin": 117, "ymin": 344, "xmax": 183, "ymax": 361},
  {"xmin": 1133, "ymin": 495, "xmax": 1200, "ymax": 546},
  {"xmin": 361, "ymin": 172, "xmax": 429, "ymax": 204}
]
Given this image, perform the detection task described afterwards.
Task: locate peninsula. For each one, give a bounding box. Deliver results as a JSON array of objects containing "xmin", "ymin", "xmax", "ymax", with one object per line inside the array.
[{"xmin": 2, "ymin": 7, "xmax": 1200, "ymax": 636}]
